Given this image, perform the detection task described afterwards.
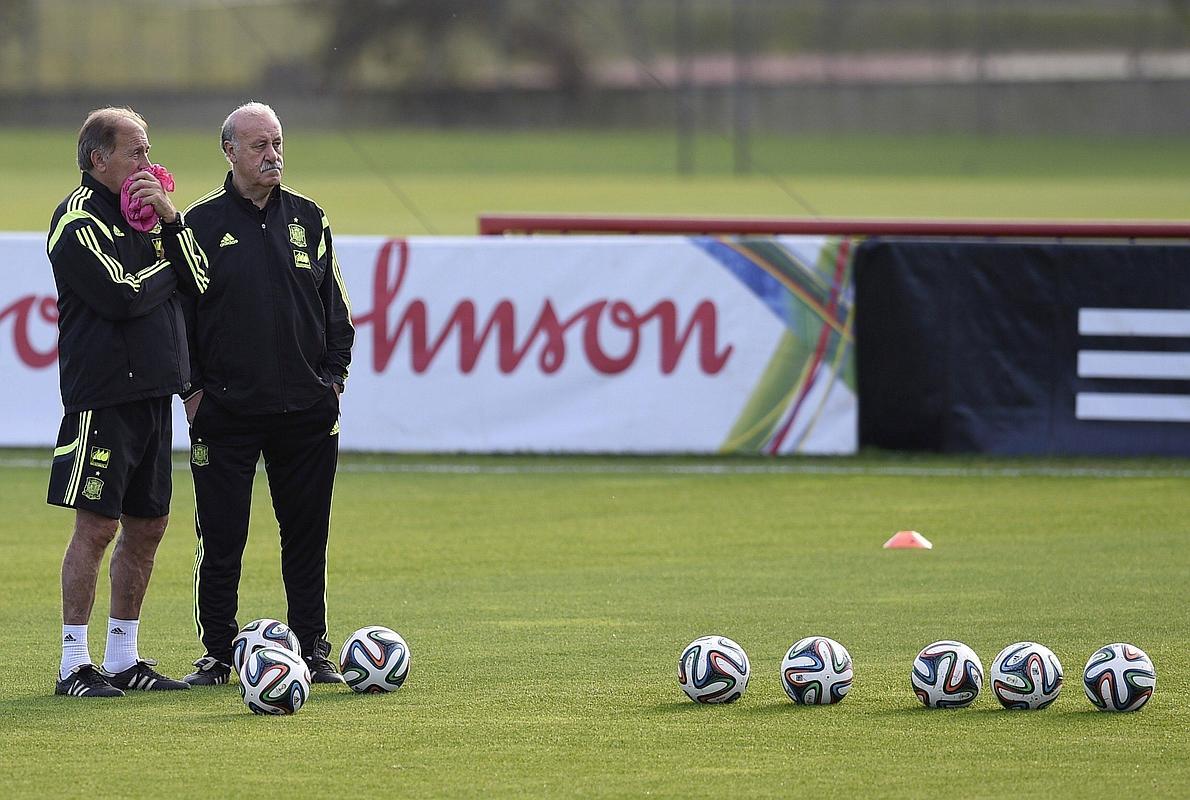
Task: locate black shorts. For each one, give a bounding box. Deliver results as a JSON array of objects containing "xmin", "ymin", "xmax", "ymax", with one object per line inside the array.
[{"xmin": 47, "ymin": 396, "xmax": 173, "ymax": 520}]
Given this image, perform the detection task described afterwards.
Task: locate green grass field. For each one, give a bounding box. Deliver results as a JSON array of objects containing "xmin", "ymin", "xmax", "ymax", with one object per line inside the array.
[
  {"xmin": 0, "ymin": 452, "xmax": 1187, "ymax": 798},
  {"xmin": 2, "ymin": 127, "xmax": 1188, "ymax": 796},
  {"xmin": 4, "ymin": 129, "xmax": 1190, "ymax": 235}
]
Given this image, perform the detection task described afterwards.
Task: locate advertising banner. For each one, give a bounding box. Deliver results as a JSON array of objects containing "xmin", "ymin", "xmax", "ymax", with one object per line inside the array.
[
  {"xmin": 856, "ymin": 240, "xmax": 1190, "ymax": 456},
  {"xmin": 1, "ymin": 233, "xmax": 857, "ymax": 454}
]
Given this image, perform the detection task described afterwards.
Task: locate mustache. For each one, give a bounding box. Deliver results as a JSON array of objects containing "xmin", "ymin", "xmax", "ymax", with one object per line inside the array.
[{"xmin": 260, "ymin": 160, "xmax": 283, "ymax": 173}]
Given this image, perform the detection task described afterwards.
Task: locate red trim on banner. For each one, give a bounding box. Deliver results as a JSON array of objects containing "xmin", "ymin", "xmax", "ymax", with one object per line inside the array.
[{"xmin": 477, "ymin": 214, "xmax": 1190, "ymax": 239}]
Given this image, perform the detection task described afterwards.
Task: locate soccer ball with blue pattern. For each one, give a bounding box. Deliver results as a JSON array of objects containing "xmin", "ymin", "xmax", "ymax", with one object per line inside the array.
[
  {"xmin": 340, "ymin": 626, "xmax": 411, "ymax": 693},
  {"xmin": 239, "ymin": 646, "xmax": 310, "ymax": 715},
  {"xmin": 781, "ymin": 636, "xmax": 853, "ymax": 705},
  {"xmin": 1083, "ymin": 643, "xmax": 1156, "ymax": 712},
  {"xmin": 677, "ymin": 635, "xmax": 750, "ymax": 704},
  {"xmin": 990, "ymin": 642, "xmax": 1063, "ymax": 709},
  {"xmin": 232, "ymin": 618, "xmax": 301, "ymax": 674},
  {"xmin": 911, "ymin": 640, "xmax": 983, "ymax": 708}
]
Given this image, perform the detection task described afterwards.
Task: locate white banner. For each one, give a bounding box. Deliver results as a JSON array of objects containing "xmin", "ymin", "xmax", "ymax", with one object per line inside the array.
[{"xmin": 0, "ymin": 233, "xmax": 857, "ymax": 454}]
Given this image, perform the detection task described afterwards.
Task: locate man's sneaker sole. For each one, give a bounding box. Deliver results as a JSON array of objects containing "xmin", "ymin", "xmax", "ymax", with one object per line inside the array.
[
  {"xmin": 104, "ymin": 660, "xmax": 191, "ymax": 691},
  {"xmin": 54, "ymin": 681, "xmax": 124, "ymax": 697},
  {"xmin": 304, "ymin": 654, "xmax": 346, "ymax": 684},
  {"xmin": 55, "ymin": 665, "xmax": 124, "ymax": 698},
  {"xmin": 183, "ymin": 657, "xmax": 232, "ymax": 686},
  {"xmin": 309, "ymin": 670, "xmax": 346, "ymax": 684}
]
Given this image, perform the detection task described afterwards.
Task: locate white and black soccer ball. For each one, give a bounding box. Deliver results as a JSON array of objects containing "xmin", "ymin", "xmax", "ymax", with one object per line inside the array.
[
  {"xmin": 239, "ymin": 646, "xmax": 311, "ymax": 715},
  {"xmin": 1083, "ymin": 643, "xmax": 1156, "ymax": 712},
  {"xmin": 911, "ymin": 640, "xmax": 983, "ymax": 708},
  {"xmin": 990, "ymin": 642, "xmax": 1063, "ymax": 710},
  {"xmin": 340, "ymin": 626, "xmax": 411, "ymax": 693},
  {"xmin": 677, "ymin": 635, "xmax": 750, "ymax": 704},
  {"xmin": 232, "ymin": 618, "xmax": 301, "ymax": 674},
  {"xmin": 780, "ymin": 636, "xmax": 853, "ymax": 705}
]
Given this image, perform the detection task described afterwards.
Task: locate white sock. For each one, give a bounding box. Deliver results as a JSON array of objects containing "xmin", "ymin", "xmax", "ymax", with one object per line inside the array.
[
  {"xmin": 101, "ymin": 617, "xmax": 140, "ymax": 674},
  {"xmin": 61, "ymin": 624, "xmax": 91, "ymax": 680}
]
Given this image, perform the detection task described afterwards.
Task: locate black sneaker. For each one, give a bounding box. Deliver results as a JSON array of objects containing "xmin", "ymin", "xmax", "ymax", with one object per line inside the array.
[
  {"xmin": 304, "ymin": 639, "xmax": 345, "ymax": 684},
  {"xmin": 103, "ymin": 659, "xmax": 191, "ymax": 691},
  {"xmin": 183, "ymin": 656, "xmax": 232, "ymax": 686},
  {"xmin": 55, "ymin": 664, "xmax": 124, "ymax": 698}
]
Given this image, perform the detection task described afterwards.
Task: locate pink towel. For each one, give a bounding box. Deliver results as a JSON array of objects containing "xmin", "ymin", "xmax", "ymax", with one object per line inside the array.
[{"xmin": 120, "ymin": 164, "xmax": 176, "ymax": 232}]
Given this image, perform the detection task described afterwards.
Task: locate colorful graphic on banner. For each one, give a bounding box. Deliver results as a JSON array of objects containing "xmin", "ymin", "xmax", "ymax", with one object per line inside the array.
[{"xmin": 694, "ymin": 236, "xmax": 856, "ymax": 454}]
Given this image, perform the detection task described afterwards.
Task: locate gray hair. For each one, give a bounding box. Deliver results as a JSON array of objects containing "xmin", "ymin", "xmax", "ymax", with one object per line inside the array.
[
  {"xmin": 76, "ymin": 107, "xmax": 147, "ymax": 172},
  {"xmin": 220, "ymin": 101, "xmax": 280, "ymax": 156}
]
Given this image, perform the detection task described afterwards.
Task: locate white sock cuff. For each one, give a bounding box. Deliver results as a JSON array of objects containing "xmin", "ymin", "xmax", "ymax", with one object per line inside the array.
[
  {"xmin": 107, "ymin": 617, "xmax": 140, "ymax": 634},
  {"xmin": 61, "ymin": 624, "xmax": 91, "ymax": 680},
  {"xmin": 102, "ymin": 617, "xmax": 141, "ymax": 674}
]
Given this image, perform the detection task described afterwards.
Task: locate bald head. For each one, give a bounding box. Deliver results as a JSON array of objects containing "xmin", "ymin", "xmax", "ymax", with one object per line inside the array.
[
  {"xmin": 221, "ymin": 101, "xmax": 285, "ymax": 206},
  {"xmin": 220, "ymin": 101, "xmax": 280, "ymax": 157}
]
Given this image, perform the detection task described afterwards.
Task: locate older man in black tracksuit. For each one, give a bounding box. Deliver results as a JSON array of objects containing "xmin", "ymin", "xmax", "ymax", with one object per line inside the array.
[
  {"xmin": 180, "ymin": 102, "xmax": 354, "ymax": 686},
  {"xmin": 48, "ymin": 107, "xmax": 209, "ymax": 697}
]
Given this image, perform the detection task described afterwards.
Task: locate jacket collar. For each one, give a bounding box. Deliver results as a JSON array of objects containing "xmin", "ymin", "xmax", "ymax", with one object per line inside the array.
[
  {"xmin": 224, "ymin": 171, "xmax": 280, "ymax": 212},
  {"xmin": 81, "ymin": 172, "xmax": 119, "ymax": 213}
]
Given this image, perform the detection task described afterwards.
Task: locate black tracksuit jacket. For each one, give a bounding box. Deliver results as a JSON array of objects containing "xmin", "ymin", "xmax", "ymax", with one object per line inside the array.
[
  {"xmin": 47, "ymin": 172, "xmax": 211, "ymax": 413},
  {"xmin": 181, "ymin": 173, "xmax": 354, "ymax": 414}
]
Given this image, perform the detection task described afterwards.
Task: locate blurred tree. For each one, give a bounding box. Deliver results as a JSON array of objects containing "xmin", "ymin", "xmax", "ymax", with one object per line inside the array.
[
  {"xmin": 1168, "ymin": 0, "xmax": 1190, "ymax": 29},
  {"xmin": 0, "ymin": 1, "xmax": 34, "ymax": 50},
  {"xmin": 319, "ymin": 0, "xmax": 589, "ymax": 91},
  {"xmin": 0, "ymin": 0, "xmax": 35, "ymax": 91}
]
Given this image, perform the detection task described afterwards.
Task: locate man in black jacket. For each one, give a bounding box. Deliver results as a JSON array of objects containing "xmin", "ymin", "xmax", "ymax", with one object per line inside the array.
[
  {"xmin": 47, "ymin": 107, "xmax": 210, "ymax": 697},
  {"xmin": 180, "ymin": 102, "xmax": 354, "ymax": 686}
]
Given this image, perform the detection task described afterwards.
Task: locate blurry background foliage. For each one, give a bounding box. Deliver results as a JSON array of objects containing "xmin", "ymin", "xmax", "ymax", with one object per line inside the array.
[
  {"xmin": 4, "ymin": 0, "xmax": 1190, "ymax": 231},
  {"xmin": 3, "ymin": 0, "xmax": 1190, "ymax": 136}
]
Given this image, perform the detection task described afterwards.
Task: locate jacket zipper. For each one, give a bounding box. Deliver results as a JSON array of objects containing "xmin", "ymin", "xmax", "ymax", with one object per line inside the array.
[{"xmin": 262, "ymin": 216, "xmax": 288, "ymax": 412}]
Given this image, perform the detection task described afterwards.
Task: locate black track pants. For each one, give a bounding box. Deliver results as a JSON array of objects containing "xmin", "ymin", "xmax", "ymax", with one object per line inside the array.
[{"xmin": 189, "ymin": 390, "xmax": 340, "ymax": 662}]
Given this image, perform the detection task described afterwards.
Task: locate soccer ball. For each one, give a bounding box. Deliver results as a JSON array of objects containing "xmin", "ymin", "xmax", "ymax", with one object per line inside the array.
[
  {"xmin": 340, "ymin": 626, "xmax": 411, "ymax": 693},
  {"xmin": 1083, "ymin": 643, "xmax": 1156, "ymax": 712},
  {"xmin": 677, "ymin": 635, "xmax": 750, "ymax": 704},
  {"xmin": 990, "ymin": 642, "xmax": 1063, "ymax": 709},
  {"xmin": 232, "ymin": 618, "xmax": 301, "ymax": 674},
  {"xmin": 239, "ymin": 646, "xmax": 311, "ymax": 715},
  {"xmin": 780, "ymin": 636, "xmax": 853, "ymax": 705},
  {"xmin": 911, "ymin": 640, "xmax": 983, "ymax": 708}
]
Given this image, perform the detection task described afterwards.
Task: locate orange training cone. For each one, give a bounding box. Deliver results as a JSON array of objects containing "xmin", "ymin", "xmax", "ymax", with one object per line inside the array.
[{"xmin": 883, "ymin": 530, "xmax": 933, "ymax": 549}]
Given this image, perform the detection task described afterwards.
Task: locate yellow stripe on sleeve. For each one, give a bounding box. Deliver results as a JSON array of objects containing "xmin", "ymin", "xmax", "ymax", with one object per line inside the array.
[
  {"xmin": 48, "ymin": 210, "xmax": 112, "ymax": 253},
  {"xmin": 178, "ymin": 228, "xmax": 210, "ymax": 290},
  {"xmin": 76, "ymin": 227, "xmax": 138, "ymax": 288},
  {"xmin": 331, "ymin": 250, "xmax": 353, "ymax": 320},
  {"xmin": 135, "ymin": 260, "xmax": 172, "ymax": 281}
]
